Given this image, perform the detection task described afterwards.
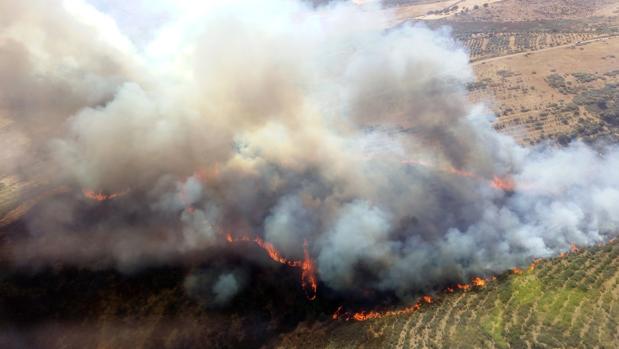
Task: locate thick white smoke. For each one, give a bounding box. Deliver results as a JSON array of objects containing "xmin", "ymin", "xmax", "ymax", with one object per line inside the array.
[{"xmin": 2, "ymin": 0, "xmax": 618, "ymax": 299}]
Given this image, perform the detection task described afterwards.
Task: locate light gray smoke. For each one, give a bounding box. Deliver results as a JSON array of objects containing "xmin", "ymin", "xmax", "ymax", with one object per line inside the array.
[
  {"xmin": 212, "ymin": 273, "xmax": 242, "ymax": 305},
  {"xmin": 184, "ymin": 268, "xmax": 246, "ymax": 306},
  {"xmin": 1, "ymin": 0, "xmax": 618, "ymax": 299}
]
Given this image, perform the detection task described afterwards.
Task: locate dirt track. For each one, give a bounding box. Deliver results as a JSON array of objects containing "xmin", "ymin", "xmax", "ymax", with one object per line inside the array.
[{"xmin": 472, "ymin": 35, "xmax": 619, "ymax": 66}]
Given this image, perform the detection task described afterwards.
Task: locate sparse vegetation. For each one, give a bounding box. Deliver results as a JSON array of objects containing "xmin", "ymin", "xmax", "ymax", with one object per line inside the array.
[
  {"xmin": 545, "ymin": 73, "xmax": 576, "ymax": 94},
  {"xmin": 572, "ymin": 72, "xmax": 598, "ymax": 83},
  {"xmin": 574, "ymin": 83, "xmax": 619, "ymax": 126},
  {"xmin": 456, "ymin": 30, "xmax": 614, "ymax": 62}
]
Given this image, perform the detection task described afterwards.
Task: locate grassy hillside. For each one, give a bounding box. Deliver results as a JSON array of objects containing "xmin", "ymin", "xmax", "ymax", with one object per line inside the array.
[{"xmin": 274, "ymin": 239, "xmax": 619, "ymax": 348}]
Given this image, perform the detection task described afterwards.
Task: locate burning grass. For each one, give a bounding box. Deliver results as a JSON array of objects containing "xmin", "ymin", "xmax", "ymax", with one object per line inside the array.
[
  {"xmin": 277, "ymin": 239, "xmax": 619, "ymax": 348},
  {"xmin": 226, "ymin": 233, "xmax": 317, "ymax": 301},
  {"xmin": 82, "ymin": 189, "xmax": 130, "ymax": 201}
]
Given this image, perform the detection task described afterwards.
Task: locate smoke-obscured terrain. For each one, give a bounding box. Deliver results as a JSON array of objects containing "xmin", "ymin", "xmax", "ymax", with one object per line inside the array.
[{"xmin": 1, "ymin": 0, "xmax": 619, "ymax": 307}]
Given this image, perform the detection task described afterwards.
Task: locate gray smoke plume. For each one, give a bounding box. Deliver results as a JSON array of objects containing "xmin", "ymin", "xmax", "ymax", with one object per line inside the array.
[
  {"xmin": 212, "ymin": 273, "xmax": 242, "ymax": 305},
  {"xmin": 184, "ymin": 269, "xmax": 246, "ymax": 306},
  {"xmin": 1, "ymin": 0, "xmax": 619, "ymax": 299}
]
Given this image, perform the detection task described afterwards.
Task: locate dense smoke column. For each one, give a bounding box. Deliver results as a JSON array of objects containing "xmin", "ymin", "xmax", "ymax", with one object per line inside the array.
[{"xmin": 1, "ymin": 0, "xmax": 618, "ymax": 301}]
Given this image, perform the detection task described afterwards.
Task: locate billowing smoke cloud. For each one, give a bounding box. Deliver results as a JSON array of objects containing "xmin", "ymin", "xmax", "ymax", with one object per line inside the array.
[
  {"xmin": 0, "ymin": 0, "xmax": 141, "ymax": 179},
  {"xmin": 2, "ymin": 0, "xmax": 619, "ymax": 299}
]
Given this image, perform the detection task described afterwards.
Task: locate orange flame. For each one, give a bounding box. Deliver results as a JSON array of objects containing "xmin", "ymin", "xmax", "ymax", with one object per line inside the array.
[
  {"xmin": 490, "ymin": 176, "xmax": 515, "ymax": 191},
  {"xmin": 456, "ymin": 283, "xmax": 470, "ymax": 291},
  {"xmin": 226, "ymin": 233, "xmax": 298, "ymax": 267},
  {"xmin": 471, "ymin": 277, "xmax": 486, "ymax": 288},
  {"xmin": 348, "ymin": 301, "xmax": 422, "ymax": 321},
  {"xmin": 337, "ymin": 275, "xmax": 498, "ymax": 322},
  {"xmin": 332, "ymin": 306, "xmax": 344, "ymax": 320},
  {"xmin": 83, "ymin": 189, "xmax": 129, "ymax": 201},
  {"xmin": 401, "ymin": 159, "xmax": 516, "ymax": 192},
  {"xmin": 570, "ymin": 243, "xmax": 579, "ymax": 253},
  {"xmin": 528, "ymin": 258, "xmax": 542, "ymax": 271},
  {"xmin": 301, "ymin": 240, "xmax": 318, "ymax": 300},
  {"xmin": 226, "ymin": 233, "xmax": 317, "ymax": 300},
  {"xmin": 455, "ymin": 275, "xmax": 494, "ymax": 292},
  {"xmin": 337, "ymin": 240, "xmax": 619, "ymax": 323},
  {"xmin": 445, "ymin": 167, "xmax": 475, "ymax": 178},
  {"xmin": 339, "ymin": 293, "xmax": 442, "ymax": 321}
]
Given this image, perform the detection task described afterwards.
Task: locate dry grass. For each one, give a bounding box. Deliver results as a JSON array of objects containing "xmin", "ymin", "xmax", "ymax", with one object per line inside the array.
[
  {"xmin": 410, "ymin": 0, "xmax": 504, "ymax": 20},
  {"xmin": 388, "ymin": 0, "xmax": 617, "ymax": 22},
  {"xmin": 471, "ymin": 36, "xmax": 619, "ymax": 144},
  {"xmin": 452, "ymin": 0, "xmax": 619, "ymax": 22}
]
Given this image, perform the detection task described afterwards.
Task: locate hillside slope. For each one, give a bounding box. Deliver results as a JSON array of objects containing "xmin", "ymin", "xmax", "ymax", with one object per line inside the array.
[{"xmin": 275, "ymin": 239, "xmax": 619, "ymax": 348}]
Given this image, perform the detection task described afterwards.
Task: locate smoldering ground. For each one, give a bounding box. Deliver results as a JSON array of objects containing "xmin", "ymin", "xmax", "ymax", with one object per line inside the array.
[{"xmin": 1, "ymin": 0, "xmax": 619, "ymax": 305}]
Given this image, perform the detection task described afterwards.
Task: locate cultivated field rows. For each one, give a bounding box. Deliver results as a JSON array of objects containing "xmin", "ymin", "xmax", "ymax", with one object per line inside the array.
[{"xmin": 276, "ymin": 239, "xmax": 619, "ymax": 348}]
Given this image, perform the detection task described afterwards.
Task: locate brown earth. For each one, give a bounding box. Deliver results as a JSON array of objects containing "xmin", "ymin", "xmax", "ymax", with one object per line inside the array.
[{"xmin": 471, "ymin": 35, "xmax": 619, "ymax": 144}]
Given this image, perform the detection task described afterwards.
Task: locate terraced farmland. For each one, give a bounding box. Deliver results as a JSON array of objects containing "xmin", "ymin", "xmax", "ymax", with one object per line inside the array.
[
  {"xmin": 461, "ymin": 32, "xmax": 608, "ymax": 62},
  {"xmin": 275, "ymin": 239, "xmax": 619, "ymax": 348}
]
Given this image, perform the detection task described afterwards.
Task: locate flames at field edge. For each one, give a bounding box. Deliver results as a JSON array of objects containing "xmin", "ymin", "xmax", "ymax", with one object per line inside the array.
[
  {"xmin": 74, "ymin": 167, "xmax": 584, "ymax": 322},
  {"xmin": 226, "ymin": 233, "xmax": 318, "ymax": 301},
  {"xmin": 334, "ymin": 245, "xmax": 584, "ymax": 322}
]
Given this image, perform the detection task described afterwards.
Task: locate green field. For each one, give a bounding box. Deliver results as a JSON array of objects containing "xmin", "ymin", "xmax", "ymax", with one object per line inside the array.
[{"xmin": 276, "ymin": 240, "xmax": 619, "ymax": 348}]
